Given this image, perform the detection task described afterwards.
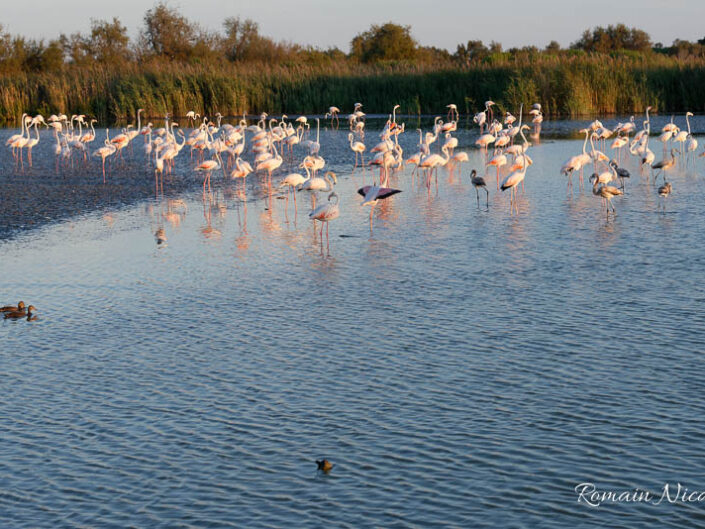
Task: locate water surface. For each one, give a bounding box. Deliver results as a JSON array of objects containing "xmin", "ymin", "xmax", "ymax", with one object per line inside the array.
[{"xmin": 2, "ymin": 117, "xmax": 705, "ymax": 528}]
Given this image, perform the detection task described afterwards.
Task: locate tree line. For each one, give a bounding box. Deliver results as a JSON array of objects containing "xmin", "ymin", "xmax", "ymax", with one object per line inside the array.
[{"xmin": 2, "ymin": 2, "xmax": 705, "ymax": 74}]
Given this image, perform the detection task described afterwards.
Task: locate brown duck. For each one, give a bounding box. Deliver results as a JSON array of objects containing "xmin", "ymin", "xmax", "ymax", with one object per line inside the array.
[
  {"xmin": 316, "ymin": 459, "xmax": 334, "ymax": 473},
  {"xmin": 5, "ymin": 305, "xmax": 36, "ymax": 320},
  {"xmin": 1, "ymin": 301, "xmax": 25, "ymax": 313}
]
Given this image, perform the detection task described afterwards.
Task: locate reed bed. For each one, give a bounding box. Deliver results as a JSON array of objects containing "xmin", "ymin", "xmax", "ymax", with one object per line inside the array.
[{"xmin": 2, "ymin": 53, "xmax": 705, "ymax": 123}]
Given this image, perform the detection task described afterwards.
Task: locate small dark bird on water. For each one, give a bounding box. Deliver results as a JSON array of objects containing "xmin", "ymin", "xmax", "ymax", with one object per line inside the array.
[
  {"xmin": 1, "ymin": 301, "xmax": 25, "ymax": 312},
  {"xmin": 5, "ymin": 305, "xmax": 36, "ymax": 320},
  {"xmin": 316, "ymin": 459, "xmax": 334, "ymax": 473}
]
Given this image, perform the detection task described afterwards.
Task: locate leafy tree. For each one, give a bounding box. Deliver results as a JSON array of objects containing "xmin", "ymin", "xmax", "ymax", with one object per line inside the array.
[
  {"xmin": 454, "ymin": 40, "xmax": 489, "ymax": 65},
  {"xmin": 571, "ymin": 24, "xmax": 651, "ymax": 53},
  {"xmin": 141, "ymin": 2, "xmax": 196, "ymax": 60},
  {"xmin": 351, "ymin": 23, "xmax": 417, "ymax": 63},
  {"xmin": 0, "ymin": 25, "xmax": 14, "ymax": 71},
  {"xmin": 669, "ymin": 39, "xmax": 705, "ymax": 60},
  {"xmin": 545, "ymin": 40, "xmax": 561, "ymax": 53},
  {"xmin": 41, "ymin": 40, "xmax": 65, "ymax": 71},
  {"xmin": 87, "ymin": 17, "xmax": 131, "ymax": 64},
  {"xmin": 417, "ymin": 46, "xmax": 452, "ymax": 65},
  {"xmin": 59, "ymin": 32, "xmax": 90, "ymax": 65},
  {"xmin": 222, "ymin": 16, "xmax": 260, "ymax": 61}
]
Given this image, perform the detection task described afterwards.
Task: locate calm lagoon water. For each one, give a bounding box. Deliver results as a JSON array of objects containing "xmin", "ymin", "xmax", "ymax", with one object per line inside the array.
[{"xmin": 2, "ymin": 116, "xmax": 705, "ymax": 528}]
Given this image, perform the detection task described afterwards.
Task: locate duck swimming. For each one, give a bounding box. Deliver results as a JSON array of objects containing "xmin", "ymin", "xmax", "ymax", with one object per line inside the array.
[
  {"xmin": 316, "ymin": 459, "xmax": 334, "ymax": 473},
  {"xmin": 1, "ymin": 301, "xmax": 25, "ymax": 312},
  {"xmin": 5, "ymin": 305, "xmax": 36, "ymax": 320}
]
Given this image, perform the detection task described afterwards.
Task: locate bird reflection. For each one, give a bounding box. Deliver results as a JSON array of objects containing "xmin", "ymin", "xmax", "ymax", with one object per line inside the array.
[
  {"xmin": 200, "ymin": 200, "xmax": 222, "ymax": 240},
  {"xmin": 103, "ymin": 213, "xmax": 115, "ymax": 227},
  {"xmin": 155, "ymin": 226, "xmax": 167, "ymax": 246}
]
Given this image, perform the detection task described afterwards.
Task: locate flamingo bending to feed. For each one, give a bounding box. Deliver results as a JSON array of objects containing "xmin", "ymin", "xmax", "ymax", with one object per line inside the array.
[{"xmin": 325, "ymin": 107, "xmax": 340, "ymax": 127}]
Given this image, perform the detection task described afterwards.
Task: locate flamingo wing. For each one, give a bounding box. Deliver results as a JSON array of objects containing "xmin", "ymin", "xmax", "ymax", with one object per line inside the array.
[
  {"xmin": 376, "ymin": 188, "xmax": 402, "ymax": 200},
  {"xmin": 357, "ymin": 186, "xmax": 372, "ymax": 197}
]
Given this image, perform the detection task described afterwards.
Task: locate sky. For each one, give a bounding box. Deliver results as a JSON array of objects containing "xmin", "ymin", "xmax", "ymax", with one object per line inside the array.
[{"xmin": 2, "ymin": 0, "xmax": 703, "ymax": 51}]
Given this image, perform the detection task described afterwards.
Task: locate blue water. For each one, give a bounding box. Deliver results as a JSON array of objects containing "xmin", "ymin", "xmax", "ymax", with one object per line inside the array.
[{"xmin": 2, "ymin": 116, "xmax": 705, "ymax": 528}]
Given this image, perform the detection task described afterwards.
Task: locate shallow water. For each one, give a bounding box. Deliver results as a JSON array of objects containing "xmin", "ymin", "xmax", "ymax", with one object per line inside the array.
[{"xmin": 2, "ymin": 117, "xmax": 705, "ymax": 528}]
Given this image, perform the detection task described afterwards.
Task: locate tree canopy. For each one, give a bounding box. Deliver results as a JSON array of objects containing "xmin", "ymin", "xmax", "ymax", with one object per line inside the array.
[
  {"xmin": 351, "ymin": 23, "xmax": 417, "ymax": 63},
  {"xmin": 571, "ymin": 24, "xmax": 652, "ymax": 53},
  {"xmin": 141, "ymin": 2, "xmax": 196, "ymax": 61}
]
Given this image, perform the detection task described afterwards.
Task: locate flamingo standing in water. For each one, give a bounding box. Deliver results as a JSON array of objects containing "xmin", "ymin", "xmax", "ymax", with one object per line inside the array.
[
  {"xmin": 279, "ymin": 171, "xmax": 307, "ymax": 215},
  {"xmin": 309, "ymin": 118, "xmax": 321, "ymax": 155},
  {"xmin": 309, "ymin": 191, "xmax": 340, "ymax": 250},
  {"xmin": 469, "ymin": 169, "xmax": 489, "ymax": 208},
  {"xmin": 561, "ymin": 128, "xmax": 591, "ymax": 190},
  {"xmin": 25, "ymin": 117, "xmax": 43, "ymax": 167},
  {"xmin": 231, "ymin": 157, "xmax": 253, "ymax": 181},
  {"xmin": 348, "ymin": 133, "xmax": 366, "ymax": 169},
  {"xmin": 301, "ymin": 170, "xmax": 337, "ymax": 209},
  {"xmin": 501, "ymin": 150, "xmax": 528, "ymax": 214},
  {"xmin": 592, "ymin": 179, "xmax": 623, "ymax": 218},
  {"xmin": 684, "ymin": 112, "xmax": 698, "ymax": 165},
  {"xmin": 195, "ymin": 152, "xmax": 222, "ymax": 195},
  {"xmin": 9, "ymin": 115, "xmax": 32, "ymax": 168},
  {"xmin": 6, "ymin": 113, "xmax": 29, "ymax": 150},
  {"xmin": 652, "ymin": 148, "xmax": 678, "ymax": 179},
  {"xmin": 418, "ymin": 146, "xmax": 449, "ymax": 190},
  {"xmin": 256, "ymin": 140, "xmax": 283, "ymax": 189},
  {"xmin": 486, "ymin": 152, "xmax": 507, "ymax": 190},
  {"xmin": 93, "ymin": 130, "xmax": 117, "ymax": 182}
]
